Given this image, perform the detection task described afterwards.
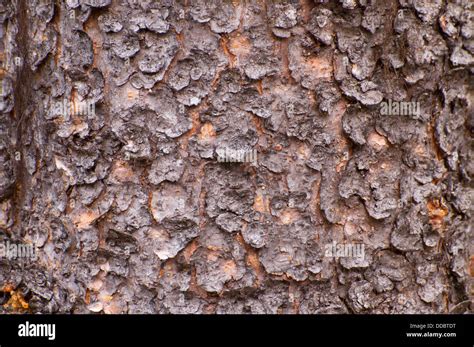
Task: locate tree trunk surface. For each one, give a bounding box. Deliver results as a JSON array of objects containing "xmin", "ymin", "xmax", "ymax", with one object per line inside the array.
[{"xmin": 0, "ymin": 0, "xmax": 472, "ymax": 314}]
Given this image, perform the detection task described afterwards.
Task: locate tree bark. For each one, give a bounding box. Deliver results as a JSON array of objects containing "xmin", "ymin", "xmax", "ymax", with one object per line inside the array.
[{"xmin": 0, "ymin": 0, "xmax": 472, "ymax": 314}]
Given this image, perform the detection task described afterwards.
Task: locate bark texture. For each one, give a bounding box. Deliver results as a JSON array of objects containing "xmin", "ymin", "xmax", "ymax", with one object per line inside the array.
[{"xmin": 0, "ymin": 0, "xmax": 473, "ymax": 314}]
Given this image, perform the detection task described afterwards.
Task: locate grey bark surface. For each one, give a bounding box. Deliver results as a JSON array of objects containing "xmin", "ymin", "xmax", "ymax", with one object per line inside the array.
[{"xmin": 0, "ymin": 0, "xmax": 472, "ymax": 313}]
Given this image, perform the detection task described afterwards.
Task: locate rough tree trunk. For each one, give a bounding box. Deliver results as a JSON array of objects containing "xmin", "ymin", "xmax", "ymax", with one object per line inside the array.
[{"xmin": 0, "ymin": 0, "xmax": 472, "ymax": 314}]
